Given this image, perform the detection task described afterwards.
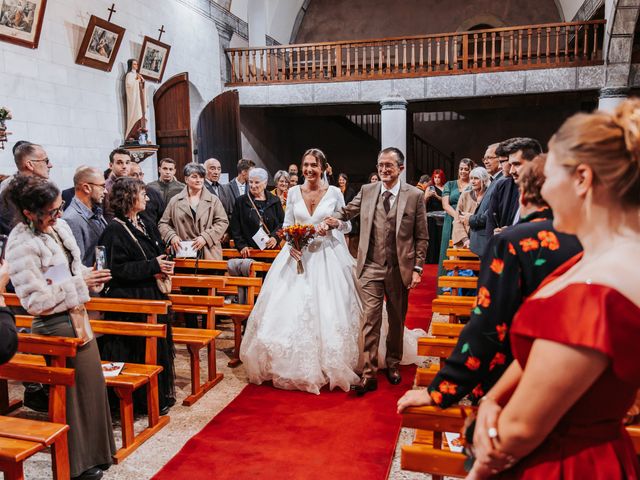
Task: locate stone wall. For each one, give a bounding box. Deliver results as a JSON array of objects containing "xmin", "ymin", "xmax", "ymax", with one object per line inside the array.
[
  {"xmin": 295, "ymin": 0, "xmax": 562, "ymax": 43},
  {"xmin": 0, "ymin": 0, "xmax": 222, "ymax": 188}
]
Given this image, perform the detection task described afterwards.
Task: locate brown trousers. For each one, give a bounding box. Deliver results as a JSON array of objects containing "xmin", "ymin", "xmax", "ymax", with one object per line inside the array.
[{"xmin": 358, "ymin": 262, "xmax": 409, "ymax": 379}]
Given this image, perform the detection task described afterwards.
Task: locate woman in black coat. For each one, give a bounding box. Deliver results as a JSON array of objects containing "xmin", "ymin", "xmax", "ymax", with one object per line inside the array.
[
  {"xmin": 0, "ymin": 261, "xmax": 17, "ymax": 365},
  {"xmin": 230, "ymin": 168, "xmax": 285, "ymax": 257},
  {"xmin": 98, "ymin": 178, "xmax": 176, "ymax": 415}
]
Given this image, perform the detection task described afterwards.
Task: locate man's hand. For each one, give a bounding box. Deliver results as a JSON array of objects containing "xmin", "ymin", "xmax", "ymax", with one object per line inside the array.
[
  {"xmin": 397, "ymin": 389, "xmax": 432, "ymax": 413},
  {"xmin": 409, "ymin": 271, "xmax": 422, "ymax": 289},
  {"xmin": 240, "ymin": 247, "xmax": 251, "ymax": 258},
  {"xmin": 323, "ymin": 217, "xmax": 341, "ymax": 229}
]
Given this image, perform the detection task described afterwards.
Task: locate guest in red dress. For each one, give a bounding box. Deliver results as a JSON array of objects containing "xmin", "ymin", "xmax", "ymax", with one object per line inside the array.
[{"xmin": 470, "ymin": 98, "xmax": 640, "ymax": 479}]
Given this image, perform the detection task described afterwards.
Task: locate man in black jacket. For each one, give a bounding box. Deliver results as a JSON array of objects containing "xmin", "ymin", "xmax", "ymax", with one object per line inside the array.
[
  {"xmin": 485, "ymin": 137, "xmax": 542, "ymax": 236},
  {"xmin": 0, "ymin": 261, "xmax": 17, "ymax": 365}
]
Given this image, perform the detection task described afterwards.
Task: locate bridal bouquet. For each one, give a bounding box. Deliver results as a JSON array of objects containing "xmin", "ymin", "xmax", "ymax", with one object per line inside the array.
[{"xmin": 277, "ymin": 224, "xmax": 316, "ymax": 274}]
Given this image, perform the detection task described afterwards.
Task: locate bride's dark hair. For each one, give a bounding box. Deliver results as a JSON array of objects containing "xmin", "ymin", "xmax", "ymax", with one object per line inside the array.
[{"xmin": 301, "ymin": 148, "xmax": 328, "ymax": 171}]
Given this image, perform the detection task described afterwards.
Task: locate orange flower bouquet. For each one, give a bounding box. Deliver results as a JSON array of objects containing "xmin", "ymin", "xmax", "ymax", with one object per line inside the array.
[{"xmin": 277, "ymin": 224, "xmax": 317, "ymax": 274}]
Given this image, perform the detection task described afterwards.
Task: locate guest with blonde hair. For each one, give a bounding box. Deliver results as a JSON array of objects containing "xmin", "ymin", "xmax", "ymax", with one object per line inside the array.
[
  {"xmin": 469, "ymin": 99, "xmax": 640, "ymax": 479},
  {"xmin": 452, "ymin": 166, "xmax": 489, "ymax": 248}
]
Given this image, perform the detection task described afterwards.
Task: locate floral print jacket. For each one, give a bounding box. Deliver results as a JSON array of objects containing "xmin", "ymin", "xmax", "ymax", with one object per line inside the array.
[{"xmin": 428, "ymin": 207, "xmax": 583, "ymax": 408}]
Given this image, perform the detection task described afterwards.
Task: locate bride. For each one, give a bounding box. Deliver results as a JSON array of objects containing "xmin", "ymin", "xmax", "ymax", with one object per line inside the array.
[
  {"xmin": 240, "ymin": 148, "xmax": 426, "ymax": 394},
  {"xmin": 240, "ymin": 148, "xmax": 361, "ymax": 394}
]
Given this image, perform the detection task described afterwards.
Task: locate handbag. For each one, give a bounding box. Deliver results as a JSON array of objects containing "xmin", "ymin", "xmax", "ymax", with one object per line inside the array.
[
  {"xmin": 68, "ymin": 305, "xmax": 94, "ymax": 345},
  {"xmin": 113, "ymin": 218, "xmax": 172, "ymax": 295}
]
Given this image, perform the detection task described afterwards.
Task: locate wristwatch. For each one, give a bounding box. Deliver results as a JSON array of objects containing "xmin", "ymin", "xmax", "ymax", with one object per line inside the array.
[{"xmin": 413, "ymin": 266, "xmax": 423, "ymax": 274}]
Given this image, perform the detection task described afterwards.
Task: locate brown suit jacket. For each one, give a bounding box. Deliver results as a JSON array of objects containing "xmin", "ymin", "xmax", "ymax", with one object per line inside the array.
[
  {"xmin": 158, "ymin": 187, "xmax": 229, "ymax": 260},
  {"xmin": 337, "ymin": 181, "xmax": 429, "ymax": 287}
]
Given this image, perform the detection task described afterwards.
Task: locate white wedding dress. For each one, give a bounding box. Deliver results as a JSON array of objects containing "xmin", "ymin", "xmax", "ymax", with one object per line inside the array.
[
  {"xmin": 240, "ymin": 185, "xmax": 427, "ymax": 395},
  {"xmin": 240, "ymin": 185, "xmax": 361, "ymax": 394}
]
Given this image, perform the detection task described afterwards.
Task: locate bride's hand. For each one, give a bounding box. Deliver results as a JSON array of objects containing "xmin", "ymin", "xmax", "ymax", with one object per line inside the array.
[
  {"xmin": 317, "ymin": 222, "xmax": 328, "ymax": 237},
  {"xmin": 289, "ymin": 247, "xmax": 302, "ymax": 261}
]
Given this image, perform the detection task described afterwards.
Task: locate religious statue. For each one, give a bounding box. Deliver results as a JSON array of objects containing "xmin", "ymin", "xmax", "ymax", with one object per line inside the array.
[{"xmin": 124, "ymin": 58, "xmax": 147, "ymax": 143}]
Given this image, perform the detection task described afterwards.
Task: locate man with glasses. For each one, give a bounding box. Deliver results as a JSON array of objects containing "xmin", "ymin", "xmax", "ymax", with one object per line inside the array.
[
  {"xmin": 63, "ymin": 166, "xmax": 108, "ymax": 267},
  {"xmin": 0, "ymin": 142, "xmax": 52, "ymax": 234},
  {"xmin": 129, "ymin": 162, "xmax": 165, "ymax": 225},
  {"xmin": 326, "ymin": 147, "xmax": 429, "ymax": 396},
  {"xmin": 468, "ymin": 143, "xmax": 508, "ymax": 257}
]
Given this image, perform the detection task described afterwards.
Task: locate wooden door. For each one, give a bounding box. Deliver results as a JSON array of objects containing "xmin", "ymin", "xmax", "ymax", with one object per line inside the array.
[
  {"xmin": 195, "ymin": 90, "xmax": 241, "ymax": 174},
  {"xmin": 153, "ymin": 73, "xmax": 192, "ymax": 180}
]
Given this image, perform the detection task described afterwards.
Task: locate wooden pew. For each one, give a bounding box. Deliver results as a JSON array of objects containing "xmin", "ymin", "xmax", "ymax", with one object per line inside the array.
[
  {"xmin": 0, "ymin": 416, "xmax": 69, "ymax": 480},
  {"xmin": 402, "ymin": 407, "xmax": 640, "ymax": 478},
  {"xmin": 445, "ymin": 248, "xmax": 479, "ymax": 259},
  {"xmin": 401, "ymin": 405, "xmax": 470, "ymax": 479},
  {"xmin": 222, "ymin": 248, "xmax": 281, "ymax": 261},
  {"xmin": 416, "ymin": 323, "xmax": 463, "ymax": 387},
  {"xmin": 0, "ymin": 334, "xmax": 79, "ymax": 424},
  {"xmin": 173, "ymin": 258, "xmax": 271, "ymax": 276},
  {"xmin": 9, "ymin": 320, "xmax": 169, "ymax": 464}
]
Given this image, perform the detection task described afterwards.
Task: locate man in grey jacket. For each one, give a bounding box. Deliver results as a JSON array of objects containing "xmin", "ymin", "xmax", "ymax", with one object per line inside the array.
[
  {"xmin": 468, "ymin": 142, "xmax": 506, "ymax": 258},
  {"xmin": 63, "ymin": 166, "xmax": 108, "ymax": 267}
]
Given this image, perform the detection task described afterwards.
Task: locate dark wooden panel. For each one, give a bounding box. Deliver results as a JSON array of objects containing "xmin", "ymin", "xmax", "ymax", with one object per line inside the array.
[
  {"xmin": 153, "ymin": 73, "xmax": 192, "ymax": 179},
  {"xmin": 195, "ymin": 90, "xmax": 241, "ymax": 174}
]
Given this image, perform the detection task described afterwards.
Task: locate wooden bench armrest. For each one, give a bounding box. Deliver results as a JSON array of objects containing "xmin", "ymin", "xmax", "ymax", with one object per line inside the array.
[
  {"xmin": 86, "ymin": 297, "xmax": 170, "ymax": 315},
  {"xmin": 90, "ymin": 320, "xmax": 166, "ymax": 338},
  {"xmin": 431, "ymin": 323, "xmax": 464, "ymax": 337},
  {"xmin": 0, "ymin": 360, "xmax": 75, "ymax": 386},
  {"xmin": 170, "ymin": 275, "xmax": 227, "ymax": 289},
  {"xmin": 168, "ymin": 294, "xmax": 224, "ymax": 307},
  {"xmin": 402, "ymin": 405, "xmax": 474, "ymax": 430},
  {"xmin": 0, "ymin": 437, "xmax": 44, "ymax": 462},
  {"xmin": 0, "ymin": 416, "xmax": 69, "ymax": 446},
  {"xmin": 17, "ymin": 333, "xmax": 81, "ymax": 358},
  {"xmin": 223, "ymin": 277, "xmax": 263, "ymax": 287}
]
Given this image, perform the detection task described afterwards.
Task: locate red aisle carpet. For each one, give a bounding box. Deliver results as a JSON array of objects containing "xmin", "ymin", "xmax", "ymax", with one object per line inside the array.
[
  {"xmin": 405, "ymin": 264, "xmax": 438, "ymax": 331},
  {"xmin": 153, "ymin": 267, "xmax": 438, "ymax": 480}
]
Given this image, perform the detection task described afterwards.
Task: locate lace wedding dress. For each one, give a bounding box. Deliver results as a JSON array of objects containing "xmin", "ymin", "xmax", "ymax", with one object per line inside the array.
[
  {"xmin": 240, "ymin": 185, "xmax": 362, "ymax": 394},
  {"xmin": 240, "ymin": 185, "xmax": 427, "ymax": 394}
]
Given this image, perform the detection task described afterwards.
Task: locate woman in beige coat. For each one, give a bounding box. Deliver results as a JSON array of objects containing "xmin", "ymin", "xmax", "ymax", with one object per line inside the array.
[
  {"xmin": 159, "ymin": 163, "xmax": 229, "ymax": 260},
  {"xmin": 452, "ymin": 166, "xmax": 489, "ymax": 248}
]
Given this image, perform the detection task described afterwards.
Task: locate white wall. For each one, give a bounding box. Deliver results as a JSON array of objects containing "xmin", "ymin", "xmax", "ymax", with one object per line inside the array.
[{"xmin": 0, "ymin": 0, "xmax": 223, "ymax": 188}]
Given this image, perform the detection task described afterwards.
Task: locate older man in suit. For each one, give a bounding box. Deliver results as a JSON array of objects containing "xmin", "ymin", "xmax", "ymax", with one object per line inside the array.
[
  {"xmin": 204, "ymin": 157, "xmax": 234, "ymax": 214},
  {"xmin": 325, "ymin": 147, "xmax": 429, "ymax": 396},
  {"xmin": 468, "ymin": 142, "xmax": 507, "ymax": 258}
]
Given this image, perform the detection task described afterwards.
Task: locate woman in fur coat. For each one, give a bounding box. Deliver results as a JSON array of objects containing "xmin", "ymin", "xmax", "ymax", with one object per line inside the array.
[{"xmin": 5, "ymin": 175, "xmax": 115, "ymax": 480}]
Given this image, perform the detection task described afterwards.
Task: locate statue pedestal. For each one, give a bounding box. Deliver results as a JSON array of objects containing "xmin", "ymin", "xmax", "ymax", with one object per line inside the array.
[{"xmin": 121, "ymin": 143, "xmax": 159, "ymax": 163}]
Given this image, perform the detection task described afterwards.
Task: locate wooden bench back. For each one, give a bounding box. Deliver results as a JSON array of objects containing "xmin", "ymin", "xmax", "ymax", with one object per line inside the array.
[
  {"xmin": 222, "ymin": 248, "xmax": 280, "ymax": 261},
  {"xmin": 170, "ymin": 275, "xmax": 227, "ymax": 290},
  {"xmin": 173, "ymin": 258, "xmax": 271, "ymax": 275}
]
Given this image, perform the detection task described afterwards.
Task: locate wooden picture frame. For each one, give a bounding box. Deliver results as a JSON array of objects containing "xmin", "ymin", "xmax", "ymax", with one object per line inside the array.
[
  {"xmin": 0, "ymin": 0, "xmax": 47, "ymax": 49},
  {"xmin": 75, "ymin": 15, "xmax": 125, "ymax": 72},
  {"xmin": 138, "ymin": 35, "xmax": 171, "ymax": 82}
]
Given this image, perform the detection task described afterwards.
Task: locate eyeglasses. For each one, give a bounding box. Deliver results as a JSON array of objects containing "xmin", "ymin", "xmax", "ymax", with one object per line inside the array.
[
  {"xmin": 87, "ymin": 182, "xmax": 106, "ymax": 189},
  {"xmin": 377, "ymin": 162, "xmax": 397, "ymax": 171},
  {"xmin": 483, "ymin": 155, "xmax": 499, "ymax": 161},
  {"xmin": 30, "ymin": 157, "xmax": 52, "ymax": 166},
  {"xmin": 46, "ymin": 201, "xmax": 65, "ymax": 219}
]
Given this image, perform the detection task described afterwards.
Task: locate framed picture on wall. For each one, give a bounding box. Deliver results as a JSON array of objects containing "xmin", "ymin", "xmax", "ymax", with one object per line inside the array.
[
  {"xmin": 0, "ymin": 0, "xmax": 48, "ymax": 49},
  {"xmin": 75, "ymin": 15, "xmax": 125, "ymax": 72},
  {"xmin": 138, "ymin": 35, "xmax": 171, "ymax": 82}
]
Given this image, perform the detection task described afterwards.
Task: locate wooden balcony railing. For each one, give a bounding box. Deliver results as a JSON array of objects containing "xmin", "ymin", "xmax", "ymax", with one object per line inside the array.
[{"xmin": 226, "ymin": 20, "xmax": 605, "ymax": 85}]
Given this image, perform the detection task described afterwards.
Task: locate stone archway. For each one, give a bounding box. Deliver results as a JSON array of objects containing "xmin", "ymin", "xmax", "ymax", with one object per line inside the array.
[{"xmin": 456, "ymin": 14, "xmax": 507, "ymax": 32}]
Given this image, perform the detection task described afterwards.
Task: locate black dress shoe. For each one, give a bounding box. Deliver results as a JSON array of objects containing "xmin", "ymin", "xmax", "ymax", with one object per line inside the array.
[
  {"xmin": 71, "ymin": 467, "xmax": 103, "ymax": 480},
  {"xmin": 24, "ymin": 384, "xmax": 49, "ymax": 413},
  {"xmin": 160, "ymin": 404, "xmax": 171, "ymax": 416},
  {"xmin": 96, "ymin": 463, "xmax": 111, "ymax": 471},
  {"xmin": 386, "ymin": 368, "xmax": 402, "ymax": 385},
  {"xmin": 351, "ymin": 378, "xmax": 378, "ymax": 396}
]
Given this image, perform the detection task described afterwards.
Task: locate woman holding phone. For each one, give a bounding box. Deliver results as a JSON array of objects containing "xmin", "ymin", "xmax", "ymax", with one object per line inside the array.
[{"xmin": 5, "ymin": 175, "xmax": 115, "ymax": 480}]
